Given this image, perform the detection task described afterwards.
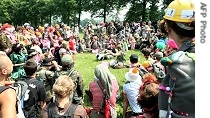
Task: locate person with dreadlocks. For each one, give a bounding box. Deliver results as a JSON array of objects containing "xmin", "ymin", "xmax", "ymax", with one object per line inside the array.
[{"xmin": 137, "ymin": 73, "xmax": 160, "ymax": 118}]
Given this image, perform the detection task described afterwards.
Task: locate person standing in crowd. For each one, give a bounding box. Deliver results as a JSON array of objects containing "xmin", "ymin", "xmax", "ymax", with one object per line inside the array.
[
  {"xmin": 0, "ymin": 51, "xmax": 17, "ymax": 118},
  {"xmin": 55, "ymin": 54, "xmax": 84, "ymax": 105},
  {"xmin": 107, "ymin": 22, "xmax": 117, "ymax": 36},
  {"xmin": 158, "ymin": 0, "xmax": 195, "ymax": 117},
  {"xmin": 9, "ymin": 43, "xmax": 26, "ymax": 81},
  {"xmin": 36, "ymin": 57, "xmax": 60, "ymax": 103},
  {"xmin": 41, "ymin": 75, "xmax": 88, "ymax": 118},
  {"xmin": 22, "ymin": 60, "xmax": 46, "ymax": 118},
  {"xmin": 88, "ymin": 64, "xmax": 119, "ymax": 118}
]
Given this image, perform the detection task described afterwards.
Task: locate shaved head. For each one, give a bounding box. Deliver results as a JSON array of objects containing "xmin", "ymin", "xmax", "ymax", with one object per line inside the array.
[{"xmin": 0, "ymin": 51, "xmax": 13, "ymax": 75}]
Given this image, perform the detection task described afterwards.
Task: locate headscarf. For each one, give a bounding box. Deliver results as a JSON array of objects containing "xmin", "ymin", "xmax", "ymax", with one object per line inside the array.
[{"xmin": 94, "ymin": 64, "xmax": 113, "ymax": 98}]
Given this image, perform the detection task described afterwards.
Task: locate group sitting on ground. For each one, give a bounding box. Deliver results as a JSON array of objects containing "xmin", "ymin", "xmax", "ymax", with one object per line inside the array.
[{"xmin": 0, "ymin": 0, "xmax": 195, "ymax": 117}]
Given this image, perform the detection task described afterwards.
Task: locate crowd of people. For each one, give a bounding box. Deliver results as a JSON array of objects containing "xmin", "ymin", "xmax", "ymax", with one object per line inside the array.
[{"xmin": 0, "ymin": 0, "xmax": 195, "ymax": 118}]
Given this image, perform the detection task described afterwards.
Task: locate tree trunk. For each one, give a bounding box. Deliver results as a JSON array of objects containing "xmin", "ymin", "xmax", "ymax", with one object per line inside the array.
[
  {"xmin": 142, "ymin": 0, "xmax": 147, "ymax": 21},
  {"xmin": 103, "ymin": 0, "xmax": 107, "ymax": 23},
  {"xmin": 49, "ymin": 13, "xmax": 52, "ymax": 26},
  {"xmin": 78, "ymin": 0, "xmax": 82, "ymax": 27}
]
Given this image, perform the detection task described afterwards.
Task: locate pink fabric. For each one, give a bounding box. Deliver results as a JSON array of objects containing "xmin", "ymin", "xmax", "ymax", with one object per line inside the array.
[
  {"xmin": 168, "ymin": 39, "xmax": 178, "ymax": 49},
  {"xmin": 58, "ymin": 37, "xmax": 63, "ymax": 41},
  {"xmin": 89, "ymin": 79, "xmax": 119, "ymax": 112},
  {"xmin": 92, "ymin": 49, "xmax": 99, "ymax": 54},
  {"xmin": 43, "ymin": 39, "xmax": 51, "ymax": 49},
  {"xmin": 52, "ymin": 40, "xmax": 60, "ymax": 47}
]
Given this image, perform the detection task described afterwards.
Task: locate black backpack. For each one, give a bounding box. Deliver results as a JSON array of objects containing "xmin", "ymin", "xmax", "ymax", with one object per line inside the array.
[
  {"xmin": 47, "ymin": 102, "xmax": 78, "ymax": 118},
  {"xmin": 152, "ymin": 62, "xmax": 166, "ymax": 81},
  {"xmin": 138, "ymin": 65, "xmax": 149, "ymax": 78}
]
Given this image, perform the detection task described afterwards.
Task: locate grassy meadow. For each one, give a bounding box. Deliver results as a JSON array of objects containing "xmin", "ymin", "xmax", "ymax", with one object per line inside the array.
[{"xmin": 73, "ymin": 49, "xmax": 146, "ymax": 117}]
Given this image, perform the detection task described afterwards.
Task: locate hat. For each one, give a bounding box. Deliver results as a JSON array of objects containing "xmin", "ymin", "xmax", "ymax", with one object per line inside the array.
[
  {"xmin": 142, "ymin": 61, "xmax": 153, "ymax": 71},
  {"xmin": 61, "ymin": 54, "xmax": 73, "ymax": 64},
  {"xmin": 23, "ymin": 23, "xmax": 30, "ymax": 27},
  {"xmin": 59, "ymin": 48, "xmax": 67, "ymax": 55},
  {"xmin": 154, "ymin": 52, "xmax": 163, "ymax": 58},
  {"xmin": 42, "ymin": 58, "xmax": 53, "ymax": 66},
  {"xmin": 28, "ymin": 49, "xmax": 38, "ymax": 57},
  {"xmin": 125, "ymin": 67, "xmax": 142, "ymax": 82}
]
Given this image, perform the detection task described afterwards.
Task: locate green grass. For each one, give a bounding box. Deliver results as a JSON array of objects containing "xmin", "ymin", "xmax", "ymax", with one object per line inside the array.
[{"xmin": 73, "ymin": 49, "xmax": 146, "ymax": 117}]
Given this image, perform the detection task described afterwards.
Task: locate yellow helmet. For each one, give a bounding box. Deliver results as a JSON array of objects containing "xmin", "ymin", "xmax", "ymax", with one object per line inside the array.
[{"xmin": 163, "ymin": 0, "xmax": 195, "ymax": 23}]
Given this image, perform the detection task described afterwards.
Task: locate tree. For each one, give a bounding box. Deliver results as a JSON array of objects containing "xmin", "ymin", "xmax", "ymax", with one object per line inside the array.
[
  {"xmin": 125, "ymin": 0, "xmax": 150, "ymax": 22},
  {"xmin": 52, "ymin": 0, "xmax": 77, "ymax": 26},
  {"xmin": 82, "ymin": 0, "xmax": 127, "ymax": 23},
  {"xmin": 148, "ymin": 0, "xmax": 162, "ymax": 22}
]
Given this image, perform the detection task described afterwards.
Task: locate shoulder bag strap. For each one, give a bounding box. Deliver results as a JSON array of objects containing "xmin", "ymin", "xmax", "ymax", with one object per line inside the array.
[
  {"xmin": 47, "ymin": 102, "xmax": 56, "ymax": 118},
  {"xmin": 67, "ymin": 103, "xmax": 78, "ymax": 117},
  {"xmin": 68, "ymin": 70, "xmax": 74, "ymax": 77},
  {"xmin": 96, "ymin": 81, "xmax": 107, "ymax": 111}
]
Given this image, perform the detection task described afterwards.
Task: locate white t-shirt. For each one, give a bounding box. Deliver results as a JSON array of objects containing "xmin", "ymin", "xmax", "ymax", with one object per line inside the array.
[{"xmin": 123, "ymin": 80, "xmax": 142, "ymax": 113}]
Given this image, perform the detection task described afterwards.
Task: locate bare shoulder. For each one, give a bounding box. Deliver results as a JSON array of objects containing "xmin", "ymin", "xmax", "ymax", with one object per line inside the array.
[
  {"xmin": 0, "ymin": 88, "xmax": 16, "ymax": 101},
  {"xmin": 0, "ymin": 87, "xmax": 17, "ymax": 118}
]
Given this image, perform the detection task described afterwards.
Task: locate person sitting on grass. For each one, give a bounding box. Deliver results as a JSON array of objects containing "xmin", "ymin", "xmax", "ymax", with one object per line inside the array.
[
  {"xmin": 123, "ymin": 67, "xmax": 143, "ymax": 118},
  {"xmin": 108, "ymin": 45, "xmax": 127, "ymax": 69}
]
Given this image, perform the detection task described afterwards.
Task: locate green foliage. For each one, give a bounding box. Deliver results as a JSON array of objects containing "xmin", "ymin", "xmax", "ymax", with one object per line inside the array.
[
  {"xmin": 82, "ymin": 0, "xmax": 128, "ymax": 22},
  {"xmin": 0, "ymin": 0, "xmax": 173, "ymax": 27},
  {"xmin": 148, "ymin": 0, "xmax": 162, "ymax": 22},
  {"xmin": 0, "ymin": 0, "xmax": 78, "ymax": 26},
  {"xmin": 73, "ymin": 50, "xmax": 145, "ymax": 117}
]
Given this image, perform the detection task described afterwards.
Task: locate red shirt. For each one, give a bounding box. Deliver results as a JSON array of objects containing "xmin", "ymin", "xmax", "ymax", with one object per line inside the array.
[{"xmin": 89, "ymin": 79, "xmax": 119, "ymax": 112}]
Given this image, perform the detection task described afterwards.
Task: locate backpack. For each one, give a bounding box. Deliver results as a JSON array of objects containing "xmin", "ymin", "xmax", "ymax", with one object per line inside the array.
[
  {"xmin": 47, "ymin": 102, "xmax": 78, "ymax": 118},
  {"xmin": 13, "ymin": 79, "xmax": 39, "ymax": 118},
  {"xmin": 138, "ymin": 65, "xmax": 149, "ymax": 78},
  {"xmin": 152, "ymin": 62, "xmax": 166, "ymax": 80},
  {"xmin": 0, "ymin": 85, "xmax": 26, "ymax": 118}
]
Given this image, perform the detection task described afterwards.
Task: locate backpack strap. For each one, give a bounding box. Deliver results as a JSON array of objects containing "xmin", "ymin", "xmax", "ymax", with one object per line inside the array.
[
  {"xmin": 47, "ymin": 102, "xmax": 78, "ymax": 118},
  {"xmin": 96, "ymin": 81, "xmax": 108, "ymax": 112},
  {"xmin": 0, "ymin": 86, "xmax": 12, "ymax": 94},
  {"xmin": 47, "ymin": 102, "xmax": 56, "ymax": 118},
  {"xmin": 67, "ymin": 70, "xmax": 74, "ymax": 77},
  {"xmin": 66, "ymin": 103, "xmax": 78, "ymax": 117}
]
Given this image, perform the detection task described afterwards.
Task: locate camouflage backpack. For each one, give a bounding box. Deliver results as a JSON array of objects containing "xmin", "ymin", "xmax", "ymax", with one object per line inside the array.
[{"xmin": 55, "ymin": 70, "xmax": 84, "ymax": 104}]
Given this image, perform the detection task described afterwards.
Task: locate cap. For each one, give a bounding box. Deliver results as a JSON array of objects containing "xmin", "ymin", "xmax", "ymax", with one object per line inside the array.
[
  {"xmin": 61, "ymin": 54, "xmax": 74, "ymax": 65},
  {"xmin": 42, "ymin": 58, "xmax": 53, "ymax": 66}
]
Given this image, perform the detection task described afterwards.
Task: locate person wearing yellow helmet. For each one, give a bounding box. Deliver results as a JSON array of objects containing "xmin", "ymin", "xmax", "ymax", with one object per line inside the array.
[{"xmin": 158, "ymin": 0, "xmax": 195, "ymax": 118}]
